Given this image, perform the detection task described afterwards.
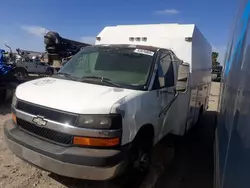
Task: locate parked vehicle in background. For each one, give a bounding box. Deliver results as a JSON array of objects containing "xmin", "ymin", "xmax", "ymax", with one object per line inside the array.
[
  {"xmin": 14, "ymin": 48, "xmax": 54, "ymax": 78},
  {"xmin": 212, "ymin": 65, "xmax": 222, "ymax": 82},
  {"xmin": 4, "ymin": 23, "xmax": 211, "ymax": 181},
  {"xmin": 15, "ymin": 56, "xmax": 53, "ymax": 77},
  {"xmin": 0, "ymin": 45, "xmax": 53, "ymax": 103}
]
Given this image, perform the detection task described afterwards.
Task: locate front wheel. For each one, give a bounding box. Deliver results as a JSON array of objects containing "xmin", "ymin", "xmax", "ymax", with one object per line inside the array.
[
  {"xmin": 122, "ymin": 134, "xmax": 153, "ymax": 185},
  {"xmin": 119, "ymin": 142, "xmax": 152, "ymax": 188},
  {"xmin": 131, "ymin": 141, "xmax": 152, "ymax": 174}
]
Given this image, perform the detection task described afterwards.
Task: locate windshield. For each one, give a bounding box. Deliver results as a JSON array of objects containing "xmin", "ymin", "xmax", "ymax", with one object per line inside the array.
[{"xmin": 57, "ymin": 46, "xmax": 155, "ymax": 89}]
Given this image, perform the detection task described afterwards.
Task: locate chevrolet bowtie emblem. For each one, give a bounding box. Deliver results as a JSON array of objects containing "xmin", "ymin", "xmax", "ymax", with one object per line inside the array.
[{"xmin": 32, "ymin": 116, "xmax": 47, "ymax": 127}]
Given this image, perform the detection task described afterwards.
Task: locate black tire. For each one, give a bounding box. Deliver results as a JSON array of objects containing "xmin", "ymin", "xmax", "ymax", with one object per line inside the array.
[
  {"xmin": 119, "ymin": 136, "xmax": 153, "ymax": 188},
  {"xmin": 124, "ymin": 129, "xmax": 154, "ymax": 181},
  {"xmin": 130, "ymin": 137, "xmax": 152, "ymax": 174}
]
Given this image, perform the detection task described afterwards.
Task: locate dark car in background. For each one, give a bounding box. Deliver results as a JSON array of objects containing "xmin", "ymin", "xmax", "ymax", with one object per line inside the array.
[{"xmin": 212, "ymin": 65, "xmax": 222, "ymax": 82}]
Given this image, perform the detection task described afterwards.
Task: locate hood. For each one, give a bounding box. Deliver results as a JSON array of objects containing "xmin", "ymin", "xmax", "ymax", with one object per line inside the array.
[{"xmin": 16, "ymin": 77, "xmax": 136, "ymax": 114}]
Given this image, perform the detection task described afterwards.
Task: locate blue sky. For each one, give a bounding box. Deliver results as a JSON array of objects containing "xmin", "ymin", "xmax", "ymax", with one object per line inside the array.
[{"xmin": 0, "ymin": 0, "xmax": 238, "ymax": 63}]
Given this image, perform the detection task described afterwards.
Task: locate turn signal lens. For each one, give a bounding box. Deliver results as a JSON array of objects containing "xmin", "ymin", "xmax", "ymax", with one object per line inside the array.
[
  {"xmin": 73, "ymin": 136, "xmax": 120, "ymax": 147},
  {"xmin": 12, "ymin": 113, "xmax": 17, "ymax": 124}
]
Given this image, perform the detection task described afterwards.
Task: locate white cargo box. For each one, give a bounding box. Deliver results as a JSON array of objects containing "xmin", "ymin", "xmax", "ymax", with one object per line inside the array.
[{"xmin": 95, "ymin": 24, "xmax": 212, "ymax": 80}]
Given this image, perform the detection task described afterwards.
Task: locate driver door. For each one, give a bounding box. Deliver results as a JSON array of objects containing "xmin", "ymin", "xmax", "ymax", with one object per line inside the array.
[{"xmin": 153, "ymin": 51, "xmax": 177, "ymax": 140}]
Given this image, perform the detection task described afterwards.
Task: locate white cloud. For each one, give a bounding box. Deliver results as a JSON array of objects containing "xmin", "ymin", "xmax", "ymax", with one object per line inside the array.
[
  {"xmin": 154, "ymin": 9, "xmax": 180, "ymax": 15},
  {"xmin": 80, "ymin": 36, "xmax": 96, "ymax": 44},
  {"xmin": 212, "ymin": 45, "xmax": 227, "ymax": 65},
  {"xmin": 21, "ymin": 25, "xmax": 49, "ymax": 37}
]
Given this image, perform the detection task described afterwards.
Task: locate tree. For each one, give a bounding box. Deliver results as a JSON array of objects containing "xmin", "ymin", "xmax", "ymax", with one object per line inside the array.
[{"xmin": 212, "ymin": 52, "xmax": 220, "ymax": 67}]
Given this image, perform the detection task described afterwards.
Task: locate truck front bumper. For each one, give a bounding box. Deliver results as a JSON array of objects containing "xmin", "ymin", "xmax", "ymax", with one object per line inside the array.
[{"xmin": 4, "ymin": 120, "xmax": 128, "ymax": 181}]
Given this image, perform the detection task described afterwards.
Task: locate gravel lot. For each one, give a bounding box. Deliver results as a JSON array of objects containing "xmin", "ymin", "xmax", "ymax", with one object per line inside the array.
[{"xmin": 0, "ymin": 82, "xmax": 220, "ymax": 188}]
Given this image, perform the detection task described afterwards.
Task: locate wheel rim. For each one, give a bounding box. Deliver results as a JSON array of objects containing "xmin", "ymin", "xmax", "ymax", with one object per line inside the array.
[{"xmin": 134, "ymin": 149, "xmax": 150, "ymax": 172}]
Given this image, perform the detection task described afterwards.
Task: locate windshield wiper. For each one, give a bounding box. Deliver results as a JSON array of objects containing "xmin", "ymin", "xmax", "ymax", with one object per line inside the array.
[
  {"xmin": 81, "ymin": 76, "xmax": 111, "ymax": 80},
  {"xmin": 53, "ymin": 72, "xmax": 75, "ymax": 80},
  {"xmin": 80, "ymin": 76, "xmax": 121, "ymax": 87}
]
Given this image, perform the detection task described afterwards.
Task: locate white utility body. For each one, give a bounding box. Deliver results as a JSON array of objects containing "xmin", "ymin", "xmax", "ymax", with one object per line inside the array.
[{"xmin": 5, "ymin": 23, "xmax": 212, "ymax": 181}]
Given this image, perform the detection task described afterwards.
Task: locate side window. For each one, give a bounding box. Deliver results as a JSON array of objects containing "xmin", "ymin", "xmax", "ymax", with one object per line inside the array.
[{"xmin": 154, "ymin": 53, "xmax": 175, "ymax": 88}]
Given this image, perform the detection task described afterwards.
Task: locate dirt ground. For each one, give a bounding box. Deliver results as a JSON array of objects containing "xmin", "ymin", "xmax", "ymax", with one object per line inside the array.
[{"xmin": 0, "ymin": 82, "xmax": 220, "ymax": 188}]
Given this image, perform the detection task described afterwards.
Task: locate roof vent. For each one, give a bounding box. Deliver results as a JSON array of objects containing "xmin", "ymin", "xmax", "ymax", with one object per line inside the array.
[
  {"xmin": 185, "ymin": 37, "xmax": 192, "ymax": 42},
  {"xmin": 129, "ymin": 37, "xmax": 134, "ymax": 41},
  {"xmin": 135, "ymin": 37, "xmax": 141, "ymax": 42}
]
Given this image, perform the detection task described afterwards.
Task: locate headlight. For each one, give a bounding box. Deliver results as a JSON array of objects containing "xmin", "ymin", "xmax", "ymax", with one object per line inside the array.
[
  {"xmin": 12, "ymin": 95, "xmax": 17, "ymax": 107},
  {"xmin": 77, "ymin": 114, "xmax": 122, "ymax": 129}
]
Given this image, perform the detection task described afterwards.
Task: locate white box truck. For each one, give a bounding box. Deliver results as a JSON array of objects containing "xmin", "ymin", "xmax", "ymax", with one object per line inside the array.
[{"xmin": 4, "ymin": 24, "xmax": 212, "ymax": 180}]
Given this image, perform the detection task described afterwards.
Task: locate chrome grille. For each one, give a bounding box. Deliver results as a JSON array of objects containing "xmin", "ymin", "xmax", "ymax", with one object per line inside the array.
[{"xmin": 17, "ymin": 118, "xmax": 73, "ymax": 145}]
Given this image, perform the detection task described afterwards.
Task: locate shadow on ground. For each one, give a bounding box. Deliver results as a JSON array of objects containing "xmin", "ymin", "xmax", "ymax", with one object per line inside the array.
[
  {"xmin": 49, "ymin": 165, "xmax": 149, "ymax": 188},
  {"xmin": 154, "ymin": 110, "xmax": 217, "ymax": 188},
  {"xmin": 48, "ymin": 111, "xmax": 217, "ymax": 188},
  {"xmin": 0, "ymin": 102, "xmax": 11, "ymax": 116},
  {"xmin": 0, "ymin": 90, "xmax": 13, "ymax": 115}
]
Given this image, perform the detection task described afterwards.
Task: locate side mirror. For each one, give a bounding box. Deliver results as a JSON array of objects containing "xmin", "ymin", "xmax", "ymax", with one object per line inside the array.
[{"xmin": 176, "ymin": 63, "xmax": 189, "ymax": 92}]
